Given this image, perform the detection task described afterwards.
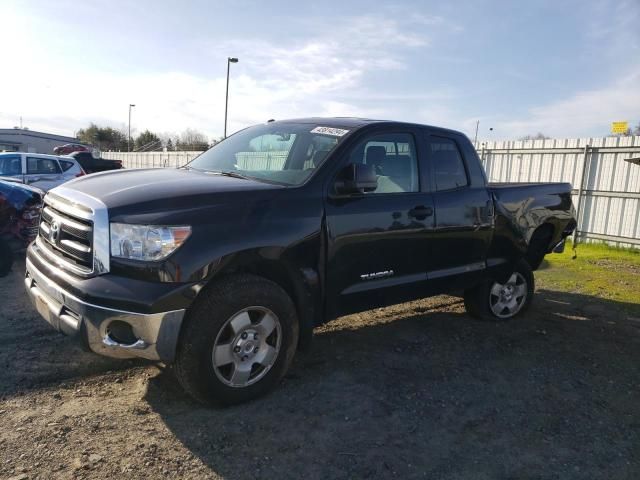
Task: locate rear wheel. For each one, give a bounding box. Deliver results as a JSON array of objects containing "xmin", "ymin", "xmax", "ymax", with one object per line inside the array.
[
  {"xmin": 174, "ymin": 274, "xmax": 298, "ymax": 406},
  {"xmin": 464, "ymin": 259, "xmax": 534, "ymax": 321},
  {"xmin": 0, "ymin": 238, "xmax": 13, "ymax": 278}
]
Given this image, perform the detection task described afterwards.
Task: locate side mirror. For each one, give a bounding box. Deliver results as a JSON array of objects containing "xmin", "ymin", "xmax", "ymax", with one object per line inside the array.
[
  {"xmin": 335, "ymin": 163, "xmax": 378, "ymax": 195},
  {"xmin": 334, "ymin": 163, "xmax": 377, "ymax": 195}
]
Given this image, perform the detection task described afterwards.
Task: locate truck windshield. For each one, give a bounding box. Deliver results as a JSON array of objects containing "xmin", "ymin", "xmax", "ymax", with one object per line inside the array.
[{"xmin": 187, "ymin": 123, "xmax": 349, "ymax": 186}]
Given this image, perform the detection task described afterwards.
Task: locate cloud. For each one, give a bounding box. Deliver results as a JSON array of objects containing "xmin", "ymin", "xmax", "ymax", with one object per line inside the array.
[
  {"xmin": 0, "ymin": 11, "xmax": 441, "ymax": 140},
  {"xmin": 496, "ymin": 67, "xmax": 640, "ymax": 138},
  {"xmin": 219, "ymin": 13, "xmax": 433, "ymax": 95}
]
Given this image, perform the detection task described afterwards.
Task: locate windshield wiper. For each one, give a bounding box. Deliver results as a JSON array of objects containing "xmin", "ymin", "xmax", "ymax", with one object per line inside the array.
[
  {"xmin": 191, "ymin": 168, "xmax": 278, "ymax": 184},
  {"xmin": 195, "ymin": 169, "xmax": 254, "ymax": 180},
  {"xmin": 215, "ymin": 170, "xmax": 252, "ymax": 180}
]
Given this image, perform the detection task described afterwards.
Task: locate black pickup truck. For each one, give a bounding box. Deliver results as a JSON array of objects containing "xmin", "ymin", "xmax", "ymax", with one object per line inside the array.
[
  {"xmin": 25, "ymin": 118, "xmax": 575, "ymax": 405},
  {"xmin": 67, "ymin": 151, "xmax": 123, "ymax": 174}
]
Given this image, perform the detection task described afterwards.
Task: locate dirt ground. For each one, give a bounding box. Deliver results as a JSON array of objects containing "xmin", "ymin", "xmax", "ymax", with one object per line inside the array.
[{"xmin": 1, "ymin": 258, "xmax": 639, "ymax": 480}]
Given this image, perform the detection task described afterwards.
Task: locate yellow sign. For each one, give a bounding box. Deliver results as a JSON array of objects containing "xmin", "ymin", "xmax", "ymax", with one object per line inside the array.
[{"xmin": 612, "ymin": 121, "xmax": 628, "ymax": 134}]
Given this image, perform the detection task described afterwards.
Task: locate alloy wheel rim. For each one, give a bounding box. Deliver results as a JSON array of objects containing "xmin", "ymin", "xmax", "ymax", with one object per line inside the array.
[
  {"xmin": 489, "ymin": 272, "xmax": 527, "ymax": 318},
  {"xmin": 211, "ymin": 307, "xmax": 282, "ymax": 388}
]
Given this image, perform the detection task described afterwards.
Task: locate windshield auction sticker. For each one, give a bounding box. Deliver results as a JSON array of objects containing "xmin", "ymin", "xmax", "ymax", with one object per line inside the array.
[{"xmin": 310, "ymin": 126, "xmax": 350, "ymax": 137}]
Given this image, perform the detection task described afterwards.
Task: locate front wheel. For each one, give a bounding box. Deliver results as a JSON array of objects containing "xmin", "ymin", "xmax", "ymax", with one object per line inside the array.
[
  {"xmin": 464, "ymin": 259, "xmax": 534, "ymax": 321},
  {"xmin": 174, "ymin": 274, "xmax": 299, "ymax": 406}
]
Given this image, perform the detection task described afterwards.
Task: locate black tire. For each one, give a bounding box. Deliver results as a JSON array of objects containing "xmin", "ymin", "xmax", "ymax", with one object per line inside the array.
[
  {"xmin": 0, "ymin": 238, "xmax": 13, "ymax": 278},
  {"xmin": 463, "ymin": 258, "xmax": 534, "ymax": 321},
  {"xmin": 174, "ymin": 274, "xmax": 299, "ymax": 406}
]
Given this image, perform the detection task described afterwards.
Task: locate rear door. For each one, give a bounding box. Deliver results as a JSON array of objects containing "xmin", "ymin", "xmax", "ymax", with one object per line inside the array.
[
  {"xmin": 325, "ymin": 127, "xmax": 435, "ymax": 317},
  {"xmin": 25, "ymin": 156, "xmax": 63, "ymax": 190},
  {"xmin": 425, "ymin": 133, "xmax": 493, "ymax": 289}
]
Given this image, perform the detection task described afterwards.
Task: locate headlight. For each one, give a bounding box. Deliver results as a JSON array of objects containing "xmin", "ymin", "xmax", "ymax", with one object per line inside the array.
[{"xmin": 110, "ymin": 223, "xmax": 191, "ymax": 261}]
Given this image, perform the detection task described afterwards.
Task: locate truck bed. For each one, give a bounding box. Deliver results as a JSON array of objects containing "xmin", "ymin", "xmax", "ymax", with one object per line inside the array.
[{"xmin": 488, "ymin": 181, "xmax": 575, "ymax": 249}]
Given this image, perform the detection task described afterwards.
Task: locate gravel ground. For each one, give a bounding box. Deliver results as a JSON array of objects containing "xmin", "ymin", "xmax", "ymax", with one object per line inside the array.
[{"xmin": 1, "ymin": 259, "xmax": 639, "ymax": 479}]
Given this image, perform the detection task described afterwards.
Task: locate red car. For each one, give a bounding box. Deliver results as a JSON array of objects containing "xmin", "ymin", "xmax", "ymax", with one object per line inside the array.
[
  {"xmin": 53, "ymin": 143, "xmax": 91, "ymax": 155},
  {"xmin": 0, "ymin": 180, "xmax": 43, "ymax": 276}
]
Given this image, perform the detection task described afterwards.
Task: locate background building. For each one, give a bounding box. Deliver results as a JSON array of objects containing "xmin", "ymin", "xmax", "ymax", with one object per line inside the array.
[{"xmin": 0, "ymin": 128, "xmax": 86, "ymax": 154}]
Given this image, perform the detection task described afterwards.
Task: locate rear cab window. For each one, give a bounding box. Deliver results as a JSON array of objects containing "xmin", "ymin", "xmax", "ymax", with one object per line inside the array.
[{"xmin": 429, "ymin": 136, "xmax": 469, "ymax": 191}]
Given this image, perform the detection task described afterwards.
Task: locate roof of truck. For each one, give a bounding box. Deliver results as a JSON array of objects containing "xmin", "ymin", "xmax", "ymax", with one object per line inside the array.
[{"xmin": 273, "ymin": 117, "xmax": 464, "ymax": 136}]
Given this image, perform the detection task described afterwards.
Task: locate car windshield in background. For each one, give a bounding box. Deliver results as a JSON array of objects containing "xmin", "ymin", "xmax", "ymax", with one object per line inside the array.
[{"xmin": 187, "ymin": 123, "xmax": 349, "ymax": 185}]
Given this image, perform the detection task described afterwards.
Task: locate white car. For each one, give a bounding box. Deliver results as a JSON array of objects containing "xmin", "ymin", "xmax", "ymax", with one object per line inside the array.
[{"xmin": 0, "ymin": 152, "xmax": 85, "ymax": 191}]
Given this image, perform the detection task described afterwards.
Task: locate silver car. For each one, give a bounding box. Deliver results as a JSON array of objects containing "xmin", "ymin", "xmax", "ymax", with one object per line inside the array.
[{"xmin": 0, "ymin": 152, "xmax": 85, "ymax": 191}]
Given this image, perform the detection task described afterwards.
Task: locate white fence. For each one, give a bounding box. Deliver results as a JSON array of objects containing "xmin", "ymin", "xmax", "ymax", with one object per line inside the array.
[
  {"xmin": 477, "ymin": 135, "xmax": 640, "ymax": 248},
  {"xmin": 105, "ymin": 135, "xmax": 640, "ymax": 248},
  {"xmin": 103, "ymin": 150, "xmax": 202, "ymax": 168}
]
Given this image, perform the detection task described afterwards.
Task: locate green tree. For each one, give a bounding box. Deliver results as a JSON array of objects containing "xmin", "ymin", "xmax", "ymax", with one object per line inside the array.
[
  {"xmin": 135, "ymin": 130, "xmax": 161, "ymax": 151},
  {"xmin": 76, "ymin": 123, "xmax": 129, "ymax": 151}
]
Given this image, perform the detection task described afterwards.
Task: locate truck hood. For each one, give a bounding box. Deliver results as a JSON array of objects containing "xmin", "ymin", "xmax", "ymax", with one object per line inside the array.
[{"xmin": 52, "ymin": 167, "xmax": 282, "ymax": 212}]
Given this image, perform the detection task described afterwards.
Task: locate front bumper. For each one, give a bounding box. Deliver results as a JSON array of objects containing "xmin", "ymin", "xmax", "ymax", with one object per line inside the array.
[{"xmin": 25, "ymin": 256, "xmax": 186, "ymax": 363}]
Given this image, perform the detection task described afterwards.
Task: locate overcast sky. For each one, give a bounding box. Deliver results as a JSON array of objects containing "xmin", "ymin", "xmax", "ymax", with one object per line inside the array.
[{"xmin": 1, "ymin": 0, "xmax": 638, "ymax": 141}]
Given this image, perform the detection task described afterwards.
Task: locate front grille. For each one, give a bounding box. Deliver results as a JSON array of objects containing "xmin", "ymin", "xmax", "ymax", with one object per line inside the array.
[{"xmin": 39, "ymin": 202, "xmax": 94, "ymax": 272}]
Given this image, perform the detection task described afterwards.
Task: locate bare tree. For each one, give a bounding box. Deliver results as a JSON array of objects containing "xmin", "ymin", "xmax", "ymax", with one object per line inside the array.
[
  {"xmin": 177, "ymin": 128, "xmax": 209, "ymax": 151},
  {"xmin": 519, "ymin": 132, "xmax": 550, "ymax": 141}
]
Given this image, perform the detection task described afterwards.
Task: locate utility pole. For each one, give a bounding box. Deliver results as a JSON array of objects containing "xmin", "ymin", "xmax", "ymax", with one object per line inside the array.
[
  {"xmin": 128, "ymin": 104, "xmax": 136, "ymax": 152},
  {"xmin": 224, "ymin": 57, "xmax": 239, "ymax": 138},
  {"xmin": 474, "ymin": 120, "xmax": 479, "ymax": 145}
]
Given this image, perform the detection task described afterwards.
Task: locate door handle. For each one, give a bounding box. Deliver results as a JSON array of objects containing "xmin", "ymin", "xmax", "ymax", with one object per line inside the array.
[{"xmin": 408, "ymin": 205, "xmax": 434, "ymax": 220}]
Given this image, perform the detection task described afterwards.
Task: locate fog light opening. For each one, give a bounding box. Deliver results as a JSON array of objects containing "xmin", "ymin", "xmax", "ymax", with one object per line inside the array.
[{"xmin": 106, "ymin": 320, "xmax": 139, "ymax": 346}]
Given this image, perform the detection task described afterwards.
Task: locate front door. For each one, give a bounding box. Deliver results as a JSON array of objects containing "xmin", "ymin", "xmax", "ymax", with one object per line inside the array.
[
  {"xmin": 325, "ymin": 129, "xmax": 435, "ymax": 318},
  {"xmin": 0, "ymin": 154, "xmax": 24, "ymax": 182}
]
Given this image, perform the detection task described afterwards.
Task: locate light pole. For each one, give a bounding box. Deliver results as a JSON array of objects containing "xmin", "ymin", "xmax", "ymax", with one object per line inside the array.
[
  {"xmin": 128, "ymin": 104, "xmax": 135, "ymax": 152},
  {"xmin": 224, "ymin": 57, "xmax": 238, "ymax": 138},
  {"xmin": 474, "ymin": 120, "xmax": 480, "ymax": 145}
]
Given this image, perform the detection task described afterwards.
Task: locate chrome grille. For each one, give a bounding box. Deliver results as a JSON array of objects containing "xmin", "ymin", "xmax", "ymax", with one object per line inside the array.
[
  {"xmin": 34, "ymin": 188, "xmax": 110, "ymax": 277},
  {"xmin": 38, "ymin": 199, "xmax": 94, "ymax": 273}
]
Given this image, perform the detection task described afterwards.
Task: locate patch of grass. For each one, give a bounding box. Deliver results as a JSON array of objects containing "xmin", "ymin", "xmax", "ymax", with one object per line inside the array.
[{"xmin": 536, "ymin": 241, "xmax": 640, "ymax": 314}]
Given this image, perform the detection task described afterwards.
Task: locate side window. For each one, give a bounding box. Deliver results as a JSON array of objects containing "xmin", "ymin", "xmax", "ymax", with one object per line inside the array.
[
  {"xmin": 27, "ymin": 157, "xmax": 62, "ymax": 175},
  {"xmin": 430, "ymin": 137, "xmax": 468, "ymax": 191},
  {"xmin": 0, "ymin": 156, "xmax": 22, "ymax": 176},
  {"xmin": 59, "ymin": 160, "xmax": 75, "ymax": 172},
  {"xmin": 348, "ymin": 133, "xmax": 419, "ymax": 194}
]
